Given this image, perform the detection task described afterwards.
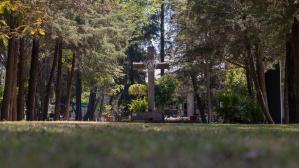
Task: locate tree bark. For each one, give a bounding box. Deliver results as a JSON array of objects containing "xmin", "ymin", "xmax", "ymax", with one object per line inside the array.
[
  {"xmin": 160, "ymin": 2, "xmax": 165, "ymax": 76},
  {"xmin": 26, "ymin": 38, "xmax": 40, "ymax": 121},
  {"xmin": 36, "ymin": 56, "xmax": 47, "ymax": 120},
  {"xmin": 284, "ymin": 34, "xmax": 292, "ymax": 123},
  {"xmin": 1, "ymin": 14, "xmax": 17, "ymax": 121},
  {"xmin": 54, "ymin": 40, "xmax": 63, "ymax": 121},
  {"xmin": 17, "ymin": 38, "xmax": 26, "ymax": 121},
  {"xmin": 43, "ymin": 40, "xmax": 60, "ymax": 120},
  {"xmin": 84, "ymin": 88, "xmax": 97, "ymax": 121},
  {"xmin": 285, "ymin": 18, "xmax": 299, "ymax": 123},
  {"xmin": 64, "ymin": 52, "xmax": 76, "ymax": 120},
  {"xmin": 246, "ymin": 42, "xmax": 274, "ymax": 124},
  {"xmin": 99, "ymin": 91, "xmax": 105, "ymax": 119},
  {"xmin": 75, "ymin": 70, "xmax": 82, "ymax": 121},
  {"xmin": 245, "ymin": 66, "xmax": 254, "ymax": 98},
  {"xmin": 205, "ymin": 62, "xmax": 213, "ymax": 123},
  {"xmin": 11, "ymin": 40, "xmax": 19, "ymax": 121},
  {"xmin": 191, "ymin": 74, "xmax": 207, "ymax": 123}
]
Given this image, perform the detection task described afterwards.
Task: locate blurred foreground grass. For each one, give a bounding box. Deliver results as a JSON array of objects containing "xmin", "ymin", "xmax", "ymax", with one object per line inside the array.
[{"xmin": 0, "ymin": 122, "xmax": 299, "ymax": 168}]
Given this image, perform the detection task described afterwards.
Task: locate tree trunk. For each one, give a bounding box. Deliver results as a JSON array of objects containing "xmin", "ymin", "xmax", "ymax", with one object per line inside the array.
[
  {"xmin": 160, "ymin": 2, "xmax": 165, "ymax": 76},
  {"xmin": 247, "ymin": 42, "xmax": 274, "ymax": 124},
  {"xmin": 43, "ymin": 40, "xmax": 60, "ymax": 120},
  {"xmin": 17, "ymin": 38, "xmax": 26, "ymax": 121},
  {"xmin": 75, "ymin": 70, "xmax": 82, "ymax": 121},
  {"xmin": 2, "ymin": 38, "xmax": 13, "ymax": 121},
  {"xmin": 284, "ymin": 34, "xmax": 292, "ymax": 123},
  {"xmin": 36, "ymin": 57, "xmax": 46, "ymax": 120},
  {"xmin": 205, "ymin": 62, "xmax": 213, "ymax": 123},
  {"xmin": 191, "ymin": 74, "xmax": 207, "ymax": 123},
  {"xmin": 26, "ymin": 38, "xmax": 40, "ymax": 121},
  {"xmin": 285, "ymin": 18, "xmax": 299, "ymax": 123},
  {"xmin": 64, "ymin": 52, "xmax": 76, "ymax": 120},
  {"xmin": 11, "ymin": 40, "xmax": 19, "ymax": 121},
  {"xmin": 54, "ymin": 40, "xmax": 63, "ymax": 121},
  {"xmin": 1, "ymin": 39, "xmax": 16, "ymax": 120},
  {"xmin": 99, "ymin": 91, "xmax": 105, "ymax": 119},
  {"xmin": 84, "ymin": 88, "xmax": 97, "ymax": 121},
  {"xmin": 245, "ymin": 66, "xmax": 254, "ymax": 98},
  {"xmin": 1, "ymin": 14, "xmax": 17, "ymax": 121}
]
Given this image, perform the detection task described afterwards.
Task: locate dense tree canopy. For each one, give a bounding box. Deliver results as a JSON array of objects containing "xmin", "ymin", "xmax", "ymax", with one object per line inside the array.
[{"xmin": 0, "ymin": 0, "xmax": 299, "ymax": 123}]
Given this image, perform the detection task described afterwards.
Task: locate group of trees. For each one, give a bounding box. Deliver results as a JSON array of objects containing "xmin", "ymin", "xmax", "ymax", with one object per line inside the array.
[
  {"xmin": 0, "ymin": 0, "xmax": 162, "ymax": 121},
  {"xmin": 1, "ymin": 0, "xmax": 299, "ymax": 124},
  {"xmin": 171, "ymin": 0, "xmax": 299, "ymax": 123}
]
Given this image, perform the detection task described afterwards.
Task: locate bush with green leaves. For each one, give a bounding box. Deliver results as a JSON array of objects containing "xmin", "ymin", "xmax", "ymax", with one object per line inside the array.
[
  {"xmin": 216, "ymin": 66, "xmax": 263, "ymax": 123},
  {"xmin": 129, "ymin": 98, "xmax": 148, "ymax": 113},
  {"xmin": 155, "ymin": 75, "xmax": 179, "ymax": 109},
  {"xmin": 216, "ymin": 91, "xmax": 263, "ymax": 123},
  {"xmin": 128, "ymin": 84, "xmax": 147, "ymax": 98}
]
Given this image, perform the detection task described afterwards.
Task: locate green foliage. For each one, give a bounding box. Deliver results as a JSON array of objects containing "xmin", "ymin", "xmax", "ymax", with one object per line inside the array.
[
  {"xmin": 81, "ymin": 91, "xmax": 90, "ymax": 105},
  {"xmin": 155, "ymin": 75, "xmax": 179, "ymax": 108},
  {"xmin": 128, "ymin": 84, "xmax": 147, "ymax": 98},
  {"xmin": 216, "ymin": 67, "xmax": 263, "ymax": 123},
  {"xmin": 108, "ymin": 84, "xmax": 125, "ymax": 97},
  {"xmin": 129, "ymin": 98, "xmax": 148, "ymax": 113},
  {"xmin": 47, "ymin": 0, "xmax": 135, "ymax": 92},
  {"xmin": 0, "ymin": 0, "xmax": 48, "ymax": 38},
  {"xmin": 62, "ymin": 49, "xmax": 73, "ymax": 66},
  {"xmin": 102, "ymin": 104, "xmax": 113, "ymax": 116},
  {"xmin": 118, "ymin": 0, "xmax": 162, "ymax": 37},
  {"xmin": 224, "ymin": 66, "xmax": 247, "ymax": 95},
  {"xmin": 216, "ymin": 91, "xmax": 263, "ymax": 123},
  {"xmin": 116, "ymin": 5, "xmax": 160, "ymax": 110}
]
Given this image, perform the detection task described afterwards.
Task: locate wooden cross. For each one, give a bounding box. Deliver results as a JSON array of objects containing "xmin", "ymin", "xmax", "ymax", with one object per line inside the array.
[{"xmin": 133, "ymin": 47, "xmax": 170, "ymax": 112}]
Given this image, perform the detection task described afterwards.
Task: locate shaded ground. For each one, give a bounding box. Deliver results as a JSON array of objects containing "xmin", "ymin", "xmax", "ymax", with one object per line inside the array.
[{"xmin": 0, "ymin": 122, "xmax": 299, "ymax": 168}]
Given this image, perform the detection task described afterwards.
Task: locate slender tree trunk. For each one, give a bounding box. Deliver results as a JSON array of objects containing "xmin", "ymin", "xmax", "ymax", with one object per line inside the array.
[
  {"xmin": 1, "ymin": 14, "xmax": 17, "ymax": 121},
  {"xmin": 43, "ymin": 40, "xmax": 60, "ymax": 120},
  {"xmin": 247, "ymin": 42, "xmax": 274, "ymax": 124},
  {"xmin": 36, "ymin": 58, "xmax": 44, "ymax": 120},
  {"xmin": 245, "ymin": 66, "xmax": 254, "ymax": 98},
  {"xmin": 54, "ymin": 40, "xmax": 63, "ymax": 121},
  {"xmin": 191, "ymin": 74, "xmax": 207, "ymax": 123},
  {"xmin": 285, "ymin": 18, "xmax": 299, "ymax": 123},
  {"xmin": 160, "ymin": 2, "xmax": 165, "ymax": 76},
  {"xmin": 75, "ymin": 70, "xmax": 82, "ymax": 121},
  {"xmin": 99, "ymin": 91, "xmax": 105, "ymax": 119},
  {"xmin": 26, "ymin": 38, "xmax": 40, "ymax": 121},
  {"xmin": 1, "ymin": 38, "xmax": 14, "ymax": 120},
  {"xmin": 11, "ymin": 40, "xmax": 19, "ymax": 121},
  {"xmin": 64, "ymin": 52, "xmax": 76, "ymax": 120},
  {"xmin": 257, "ymin": 43, "xmax": 275, "ymax": 123},
  {"xmin": 17, "ymin": 38, "xmax": 26, "ymax": 121},
  {"xmin": 284, "ymin": 34, "xmax": 292, "ymax": 123},
  {"xmin": 205, "ymin": 62, "xmax": 213, "ymax": 123},
  {"xmin": 84, "ymin": 88, "xmax": 97, "ymax": 121}
]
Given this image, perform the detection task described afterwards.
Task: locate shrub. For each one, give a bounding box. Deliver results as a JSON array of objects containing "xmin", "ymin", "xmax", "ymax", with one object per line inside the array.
[
  {"xmin": 155, "ymin": 75, "xmax": 179, "ymax": 108},
  {"xmin": 216, "ymin": 91, "xmax": 263, "ymax": 123},
  {"xmin": 129, "ymin": 98, "xmax": 148, "ymax": 113},
  {"xmin": 128, "ymin": 84, "xmax": 147, "ymax": 98},
  {"xmin": 216, "ymin": 66, "xmax": 263, "ymax": 123}
]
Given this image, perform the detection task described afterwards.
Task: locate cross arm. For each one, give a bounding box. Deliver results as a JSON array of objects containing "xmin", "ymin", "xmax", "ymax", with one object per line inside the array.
[
  {"xmin": 156, "ymin": 62, "xmax": 170, "ymax": 70},
  {"xmin": 133, "ymin": 62, "xmax": 146, "ymax": 70}
]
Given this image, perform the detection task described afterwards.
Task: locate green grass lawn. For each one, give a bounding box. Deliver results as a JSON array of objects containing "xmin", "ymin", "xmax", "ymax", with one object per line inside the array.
[{"xmin": 0, "ymin": 122, "xmax": 299, "ymax": 168}]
